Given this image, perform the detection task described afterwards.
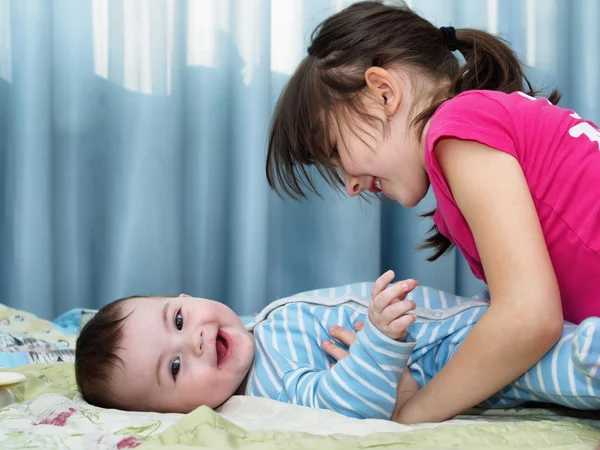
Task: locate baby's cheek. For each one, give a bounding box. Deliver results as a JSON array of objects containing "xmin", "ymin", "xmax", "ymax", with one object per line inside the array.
[
  {"xmin": 194, "ymin": 371, "xmax": 232, "ymax": 408},
  {"xmin": 182, "ymin": 383, "xmax": 212, "ymax": 410}
]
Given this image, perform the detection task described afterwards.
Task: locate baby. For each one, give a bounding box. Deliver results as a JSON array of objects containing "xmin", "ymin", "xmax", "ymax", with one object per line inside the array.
[{"xmin": 75, "ymin": 271, "xmax": 600, "ymax": 420}]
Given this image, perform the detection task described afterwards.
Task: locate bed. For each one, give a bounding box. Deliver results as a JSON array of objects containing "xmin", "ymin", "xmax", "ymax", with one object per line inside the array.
[{"xmin": 1, "ymin": 302, "xmax": 599, "ymax": 450}]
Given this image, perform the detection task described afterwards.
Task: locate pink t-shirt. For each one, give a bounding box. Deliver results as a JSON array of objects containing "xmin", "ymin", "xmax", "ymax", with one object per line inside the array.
[{"xmin": 425, "ymin": 90, "xmax": 600, "ymax": 324}]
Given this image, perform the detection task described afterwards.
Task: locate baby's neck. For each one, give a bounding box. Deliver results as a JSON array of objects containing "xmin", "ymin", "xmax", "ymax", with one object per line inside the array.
[
  {"xmin": 234, "ymin": 331, "xmax": 254, "ymax": 396},
  {"xmin": 235, "ymin": 372, "xmax": 250, "ymax": 396}
]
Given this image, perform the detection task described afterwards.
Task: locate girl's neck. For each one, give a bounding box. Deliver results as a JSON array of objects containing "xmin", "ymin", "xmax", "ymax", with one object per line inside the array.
[{"xmin": 409, "ymin": 81, "xmax": 452, "ymax": 173}]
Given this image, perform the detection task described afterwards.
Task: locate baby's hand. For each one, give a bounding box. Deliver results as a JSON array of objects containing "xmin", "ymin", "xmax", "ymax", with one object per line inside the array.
[{"xmin": 369, "ymin": 271, "xmax": 418, "ymax": 341}]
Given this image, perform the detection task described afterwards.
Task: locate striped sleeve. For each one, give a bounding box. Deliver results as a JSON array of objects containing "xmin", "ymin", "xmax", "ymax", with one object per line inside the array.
[
  {"xmin": 283, "ymin": 316, "xmax": 415, "ymax": 419},
  {"xmin": 482, "ymin": 317, "xmax": 600, "ymax": 410}
]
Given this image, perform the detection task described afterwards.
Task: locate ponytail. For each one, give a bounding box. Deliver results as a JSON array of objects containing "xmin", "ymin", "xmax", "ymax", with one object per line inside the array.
[{"xmin": 416, "ymin": 28, "xmax": 560, "ymax": 261}]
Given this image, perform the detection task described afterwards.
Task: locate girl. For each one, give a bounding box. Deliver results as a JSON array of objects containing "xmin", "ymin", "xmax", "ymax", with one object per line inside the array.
[{"xmin": 266, "ymin": 1, "xmax": 600, "ymax": 423}]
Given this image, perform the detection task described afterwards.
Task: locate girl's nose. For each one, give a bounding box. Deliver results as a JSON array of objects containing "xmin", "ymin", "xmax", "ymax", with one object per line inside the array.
[{"xmin": 345, "ymin": 176, "xmax": 362, "ymax": 196}]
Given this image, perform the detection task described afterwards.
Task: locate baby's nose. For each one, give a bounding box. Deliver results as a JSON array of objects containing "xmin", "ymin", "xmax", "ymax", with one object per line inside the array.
[{"xmin": 192, "ymin": 329, "xmax": 204, "ymax": 357}]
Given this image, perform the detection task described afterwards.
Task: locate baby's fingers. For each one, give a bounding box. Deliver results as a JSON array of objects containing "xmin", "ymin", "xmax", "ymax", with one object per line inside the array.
[
  {"xmin": 381, "ymin": 299, "xmax": 416, "ymax": 324},
  {"xmin": 322, "ymin": 340, "xmax": 350, "ymax": 363},
  {"xmin": 387, "ymin": 314, "xmax": 417, "ymax": 339},
  {"xmin": 371, "ymin": 270, "xmax": 395, "ymax": 300},
  {"xmin": 329, "ymin": 326, "xmax": 358, "ymax": 347},
  {"xmin": 391, "ymin": 279, "xmax": 419, "ymax": 302},
  {"xmin": 372, "ymin": 279, "xmax": 416, "ymax": 314}
]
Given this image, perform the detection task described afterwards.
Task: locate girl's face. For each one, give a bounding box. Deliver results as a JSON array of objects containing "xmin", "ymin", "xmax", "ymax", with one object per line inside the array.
[{"xmin": 328, "ymin": 68, "xmax": 430, "ymax": 208}]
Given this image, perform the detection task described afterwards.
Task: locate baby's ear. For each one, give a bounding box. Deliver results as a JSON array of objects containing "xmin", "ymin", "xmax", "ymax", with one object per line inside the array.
[{"xmin": 179, "ymin": 293, "xmax": 191, "ymax": 298}]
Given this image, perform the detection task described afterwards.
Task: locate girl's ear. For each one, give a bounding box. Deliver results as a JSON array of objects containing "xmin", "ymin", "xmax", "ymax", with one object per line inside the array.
[{"xmin": 365, "ymin": 67, "xmax": 402, "ymax": 117}]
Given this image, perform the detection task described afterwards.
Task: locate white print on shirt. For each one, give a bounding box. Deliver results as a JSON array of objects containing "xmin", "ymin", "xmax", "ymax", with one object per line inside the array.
[
  {"xmin": 517, "ymin": 91, "xmax": 553, "ymax": 105},
  {"xmin": 568, "ymin": 113, "xmax": 600, "ymax": 148},
  {"xmin": 517, "ymin": 92, "xmax": 600, "ymax": 150}
]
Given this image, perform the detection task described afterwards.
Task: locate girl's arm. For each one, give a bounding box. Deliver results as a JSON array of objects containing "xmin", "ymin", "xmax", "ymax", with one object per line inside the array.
[{"xmin": 395, "ymin": 138, "xmax": 564, "ymax": 423}]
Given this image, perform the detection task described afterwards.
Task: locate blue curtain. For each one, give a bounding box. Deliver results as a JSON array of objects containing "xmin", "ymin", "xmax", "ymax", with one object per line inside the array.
[{"xmin": 1, "ymin": 0, "xmax": 598, "ymax": 319}]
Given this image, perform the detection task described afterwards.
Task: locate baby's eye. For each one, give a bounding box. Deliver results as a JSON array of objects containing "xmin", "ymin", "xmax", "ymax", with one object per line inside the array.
[
  {"xmin": 171, "ymin": 358, "xmax": 181, "ymax": 380},
  {"xmin": 174, "ymin": 310, "xmax": 183, "ymax": 330}
]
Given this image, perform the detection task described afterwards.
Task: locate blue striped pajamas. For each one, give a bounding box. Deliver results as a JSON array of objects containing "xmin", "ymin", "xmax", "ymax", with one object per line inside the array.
[{"xmin": 244, "ymin": 282, "xmax": 600, "ymax": 419}]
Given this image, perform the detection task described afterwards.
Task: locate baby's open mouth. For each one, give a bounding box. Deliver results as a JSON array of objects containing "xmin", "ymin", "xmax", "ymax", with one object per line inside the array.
[{"xmin": 216, "ymin": 330, "xmax": 230, "ymax": 366}]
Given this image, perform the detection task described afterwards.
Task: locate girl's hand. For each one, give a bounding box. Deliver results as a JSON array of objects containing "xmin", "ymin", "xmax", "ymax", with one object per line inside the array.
[
  {"xmin": 369, "ymin": 271, "xmax": 418, "ymax": 340},
  {"xmin": 391, "ymin": 371, "xmax": 420, "ymax": 422}
]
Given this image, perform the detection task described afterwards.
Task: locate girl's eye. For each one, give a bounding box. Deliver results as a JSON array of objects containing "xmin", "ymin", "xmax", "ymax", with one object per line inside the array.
[
  {"xmin": 171, "ymin": 358, "xmax": 181, "ymax": 380},
  {"xmin": 174, "ymin": 310, "xmax": 183, "ymax": 330},
  {"xmin": 330, "ymin": 145, "xmax": 339, "ymax": 159}
]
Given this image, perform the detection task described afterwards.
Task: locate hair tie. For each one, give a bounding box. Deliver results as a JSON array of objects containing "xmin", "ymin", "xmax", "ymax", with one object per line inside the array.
[{"xmin": 439, "ymin": 26, "xmax": 458, "ymax": 52}]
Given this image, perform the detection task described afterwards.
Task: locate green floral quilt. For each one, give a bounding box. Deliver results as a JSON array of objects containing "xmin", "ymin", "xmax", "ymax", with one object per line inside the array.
[{"xmin": 1, "ymin": 303, "xmax": 599, "ymax": 450}]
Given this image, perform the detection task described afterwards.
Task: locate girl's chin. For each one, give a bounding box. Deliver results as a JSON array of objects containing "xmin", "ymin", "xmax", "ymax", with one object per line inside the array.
[{"xmin": 379, "ymin": 190, "xmax": 396, "ymax": 201}]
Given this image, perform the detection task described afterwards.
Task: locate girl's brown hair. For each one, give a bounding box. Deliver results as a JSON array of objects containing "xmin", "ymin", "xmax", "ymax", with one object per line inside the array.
[{"xmin": 266, "ymin": 0, "xmax": 559, "ymax": 261}]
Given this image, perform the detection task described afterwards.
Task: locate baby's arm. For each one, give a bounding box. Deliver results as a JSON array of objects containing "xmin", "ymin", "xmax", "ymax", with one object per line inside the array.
[
  {"xmin": 325, "ymin": 316, "xmax": 416, "ymax": 418},
  {"xmin": 251, "ymin": 314, "xmax": 415, "ymax": 419},
  {"xmin": 325, "ymin": 322, "xmax": 421, "ymax": 418},
  {"xmin": 274, "ymin": 273, "xmax": 418, "ymax": 419},
  {"xmin": 487, "ymin": 318, "xmax": 600, "ymax": 409}
]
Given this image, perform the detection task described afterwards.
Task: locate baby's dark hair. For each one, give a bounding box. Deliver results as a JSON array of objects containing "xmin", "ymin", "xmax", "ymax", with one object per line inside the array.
[
  {"xmin": 266, "ymin": 0, "xmax": 560, "ymax": 260},
  {"xmin": 75, "ymin": 296, "xmax": 135, "ymax": 409}
]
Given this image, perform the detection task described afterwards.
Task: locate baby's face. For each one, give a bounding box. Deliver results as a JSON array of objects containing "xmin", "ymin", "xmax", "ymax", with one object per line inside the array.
[{"xmin": 113, "ymin": 295, "xmax": 255, "ymax": 413}]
